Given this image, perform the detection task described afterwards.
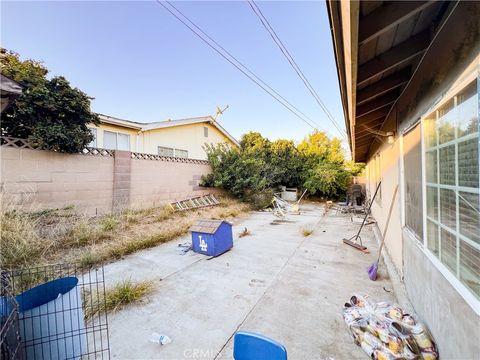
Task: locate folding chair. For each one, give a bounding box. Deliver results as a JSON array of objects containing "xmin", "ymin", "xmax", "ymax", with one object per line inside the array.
[{"xmin": 233, "ymin": 331, "xmax": 287, "ymax": 360}]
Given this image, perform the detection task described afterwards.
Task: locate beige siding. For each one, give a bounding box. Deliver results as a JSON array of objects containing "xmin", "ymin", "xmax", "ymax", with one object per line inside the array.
[
  {"xmin": 366, "ymin": 140, "xmax": 403, "ymax": 274},
  {"xmin": 90, "ymin": 122, "xmax": 235, "ymax": 160},
  {"xmin": 141, "ymin": 123, "xmax": 234, "ymax": 160}
]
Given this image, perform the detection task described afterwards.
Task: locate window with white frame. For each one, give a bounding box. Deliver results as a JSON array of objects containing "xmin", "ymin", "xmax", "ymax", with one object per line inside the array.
[
  {"xmin": 423, "ymin": 79, "xmax": 479, "ymax": 299},
  {"xmin": 88, "ymin": 128, "xmax": 97, "ymax": 147},
  {"xmin": 174, "ymin": 149, "xmax": 188, "ymax": 158},
  {"xmin": 158, "ymin": 146, "xmax": 174, "ymax": 157},
  {"xmin": 104, "ymin": 130, "xmax": 130, "ymax": 151}
]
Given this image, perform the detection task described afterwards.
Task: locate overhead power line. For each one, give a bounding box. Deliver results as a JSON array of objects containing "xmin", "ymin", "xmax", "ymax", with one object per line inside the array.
[
  {"xmin": 248, "ymin": 0, "xmax": 347, "ymax": 141},
  {"xmin": 156, "ymin": 0, "xmax": 326, "ymax": 131}
]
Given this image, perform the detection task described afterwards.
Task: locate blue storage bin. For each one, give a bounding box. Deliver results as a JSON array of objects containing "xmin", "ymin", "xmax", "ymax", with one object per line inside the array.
[
  {"xmin": 190, "ymin": 220, "xmax": 233, "ymax": 256},
  {"xmin": 14, "ymin": 277, "xmax": 87, "ymax": 360}
]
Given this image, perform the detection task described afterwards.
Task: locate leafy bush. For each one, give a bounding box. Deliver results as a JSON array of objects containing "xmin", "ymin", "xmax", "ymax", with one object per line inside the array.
[
  {"xmin": 303, "ymin": 162, "xmax": 352, "ymax": 197},
  {"xmin": 202, "ymin": 130, "xmax": 364, "ymax": 202},
  {"xmin": 1, "ymin": 49, "xmax": 99, "ymax": 153}
]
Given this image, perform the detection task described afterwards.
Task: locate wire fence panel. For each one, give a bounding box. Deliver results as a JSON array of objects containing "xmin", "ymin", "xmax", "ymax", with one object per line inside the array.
[
  {"xmin": 1, "ymin": 264, "xmax": 110, "ymax": 360},
  {"xmin": 0, "ymin": 281, "xmax": 24, "ymax": 360}
]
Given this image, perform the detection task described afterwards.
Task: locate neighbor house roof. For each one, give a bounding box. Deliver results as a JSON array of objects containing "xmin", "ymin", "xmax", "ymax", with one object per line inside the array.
[{"xmin": 97, "ymin": 113, "xmax": 239, "ymax": 146}]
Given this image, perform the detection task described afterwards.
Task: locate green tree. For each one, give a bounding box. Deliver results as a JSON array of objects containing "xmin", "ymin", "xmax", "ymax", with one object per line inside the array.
[
  {"xmin": 270, "ymin": 139, "xmax": 303, "ymax": 187},
  {"xmin": 240, "ymin": 131, "xmax": 272, "ymax": 155},
  {"xmin": 303, "ymin": 162, "xmax": 352, "ymax": 198},
  {"xmin": 297, "ymin": 130, "xmax": 345, "ymax": 164},
  {"xmin": 201, "ymin": 143, "xmax": 268, "ymax": 198},
  {"xmin": 202, "ymin": 129, "xmax": 362, "ymax": 203},
  {"xmin": 1, "ymin": 49, "xmax": 99, "ymax": 153}
]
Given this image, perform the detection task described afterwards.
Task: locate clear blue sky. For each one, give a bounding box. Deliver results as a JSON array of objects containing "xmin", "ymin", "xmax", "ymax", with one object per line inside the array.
[{"xmin": 1, "ymin": 1, "xmax": 345, "ymax": 143}]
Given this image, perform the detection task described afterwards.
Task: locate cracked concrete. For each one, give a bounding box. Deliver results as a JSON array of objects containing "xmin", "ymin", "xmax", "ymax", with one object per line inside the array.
[{"xmin": 105, "ymin": 203, "xmax": 397, "ymax": 359}]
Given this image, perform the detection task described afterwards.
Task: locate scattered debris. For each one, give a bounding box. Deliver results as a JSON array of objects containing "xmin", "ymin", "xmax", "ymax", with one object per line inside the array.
[
  {"xmin": 343, "ymin": 294, "xmax": 438, "ymax": 359},
  {"xmin": 149, "ymin": 332, "xmax": 172, "ymax": 346},
  {"xmin": 176, "ymin": 242, "xmax": 192, "ymax": 255},
  {"xmin": 169, "ymin": 194, "xmax": 220, "ymax": 212},
  {"xmin": 271, "ymin": 189, "xmax": 308, "ymax": 218},
  {"xmin": 352, "ymin": 216, "xmax": 376, "ymax": 225},
  {"xmin": 238, "ymin": 227, "xmax": 251, "ymax": 238},
  {"xmin": 270, "ymin": 219, "xmax": 296, "ymax": 225}
]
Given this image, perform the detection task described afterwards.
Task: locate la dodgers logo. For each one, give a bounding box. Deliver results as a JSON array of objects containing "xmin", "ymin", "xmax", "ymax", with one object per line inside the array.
[{"xmin": 199, "ymin": 235, "xmax": 208, "ymax": 252}]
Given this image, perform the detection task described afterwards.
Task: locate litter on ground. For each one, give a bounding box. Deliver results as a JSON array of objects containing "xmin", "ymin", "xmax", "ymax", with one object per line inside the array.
[
  {"xmin": 176, "ymin": 242, "xmax": 192, "ymax": 255},
  {"xmin": 343, "ymin": 294, "xmax": 438, "ymax": 359}
]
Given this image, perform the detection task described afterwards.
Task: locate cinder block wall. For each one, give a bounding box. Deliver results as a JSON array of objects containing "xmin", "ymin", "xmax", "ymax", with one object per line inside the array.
[
  {"xmin": 0, "ymin": 146, "xmax": 212, "ymax": 215},
  {"xmin": 129, "ymin": 157, "xmax": 211, "ymax": 209}
]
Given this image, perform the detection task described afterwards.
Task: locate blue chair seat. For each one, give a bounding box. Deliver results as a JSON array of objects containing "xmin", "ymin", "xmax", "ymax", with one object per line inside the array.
[{"xmin": 233, "ymin": 331, "xmax": 287, "ymax": 360}]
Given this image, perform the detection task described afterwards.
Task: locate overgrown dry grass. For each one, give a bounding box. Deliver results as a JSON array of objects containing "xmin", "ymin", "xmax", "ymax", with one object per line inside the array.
[
  {"xmin": 84, "ymin": 279, "xmax": 154, "ymax": 320},
  {"xmin": 0, "ymin": 194, "xmax": 251, "ymax": 269}
]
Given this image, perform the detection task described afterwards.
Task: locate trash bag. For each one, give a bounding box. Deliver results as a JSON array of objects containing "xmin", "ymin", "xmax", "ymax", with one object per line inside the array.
[{"xmin": 342, "ymin": 294, "xmax": 438, "ymax": 360}]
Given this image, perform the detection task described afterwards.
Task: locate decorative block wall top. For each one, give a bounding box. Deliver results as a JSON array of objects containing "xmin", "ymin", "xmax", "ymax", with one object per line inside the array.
[
  {"xmin": 1, "ymin": 136, "xmax": 210, "ymax": 164},
  {"xmin": 130, "ymin": 151, "xmax": 210, "ymax": 165}
]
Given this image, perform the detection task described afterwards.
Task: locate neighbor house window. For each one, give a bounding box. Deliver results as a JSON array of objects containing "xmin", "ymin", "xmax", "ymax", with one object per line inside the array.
[
  {"xmin": 174, "ymin": 149, "xmax": 188, "ymax": 158},
  {"xmin": 88, "ymin": 128, "xmax": 97, "ymax": 147},
  {"xmin": 403, "ymin": 124, "xmax": 423, "ymax": 239},
  {"xmin": 104, "ymin": 130, "xmax": 130, "ymax": 151},
  {"xmin": 423, "ymin": 79, "xmax": 479, "ymax": 299},
  {"xmin": 158, "ymin": 146, "xmax": 174, "ymax": 157},
  {"xmin": 204, "ymin": 126, "xmax": 208, "ymax": 137}
]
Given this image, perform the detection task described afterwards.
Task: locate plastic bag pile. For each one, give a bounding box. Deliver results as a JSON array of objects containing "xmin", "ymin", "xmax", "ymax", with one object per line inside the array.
[{"xmin": 342, "ymin": 294, "xmax": 438, "ymax": 360}]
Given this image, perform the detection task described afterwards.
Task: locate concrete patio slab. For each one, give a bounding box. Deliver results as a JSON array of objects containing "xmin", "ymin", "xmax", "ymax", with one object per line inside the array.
[{"xmin": 105, "ymin": 203, "xmax": 397, "ymax": 359}]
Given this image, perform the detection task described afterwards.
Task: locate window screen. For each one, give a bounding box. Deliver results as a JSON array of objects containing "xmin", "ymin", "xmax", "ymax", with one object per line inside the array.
[
  {"xmin": 104, "ymin": 131, "xmax": 130, "ymax": 150},
  {"xmin": 175, "ymin": 149, "xmax": 188, "ymax": 158},
  {"xmin": 423, "ymin": 79, "xmax": 479, "ymax": 299},
  {"xmin": 117, "ymin": 133, "xmax": 130, "ymax": 151},
  {"xmin": 158, "ymin": 146, "xmax": 174, "ymax": 157},
  {"xmin": 403, "ymin": 124, "xmax": 423, "ymax": 239},
  {"xmin": 204, "ymin": 126, "xmax": 208, "ymax": 137},
  {"xmin": 104, "ymin": 131, "xmax": 116, "ymax": 150}
]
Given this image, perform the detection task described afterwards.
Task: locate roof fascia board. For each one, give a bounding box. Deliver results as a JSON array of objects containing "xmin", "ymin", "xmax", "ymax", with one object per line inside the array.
[{"xmin": 340, "ymin": 0, "xmax": 359, "ymax": 161}]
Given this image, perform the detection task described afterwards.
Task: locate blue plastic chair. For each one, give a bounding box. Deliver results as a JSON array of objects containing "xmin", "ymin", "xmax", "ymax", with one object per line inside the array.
[{"xmin": 233, "ymin": 331, "xmax": 287, "ymax": 360}]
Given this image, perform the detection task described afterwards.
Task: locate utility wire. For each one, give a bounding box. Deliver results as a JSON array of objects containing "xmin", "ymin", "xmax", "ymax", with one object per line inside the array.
[
  {"xmin": 248, "ymin": 0, "xmax": 347, "ymax": 141},
  {"xmin": 156, "ymin": 0, "xmax": 325, "ymax": 131},
  {"xmin": 162, "ymin": 1, "xmax": 316, "ymax": 128}
]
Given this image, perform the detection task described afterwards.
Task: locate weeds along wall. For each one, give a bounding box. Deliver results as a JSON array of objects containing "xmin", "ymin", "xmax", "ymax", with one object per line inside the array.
[{"xmin": 0, "ymin": 141, "xmax": 212, "ymax": 215}]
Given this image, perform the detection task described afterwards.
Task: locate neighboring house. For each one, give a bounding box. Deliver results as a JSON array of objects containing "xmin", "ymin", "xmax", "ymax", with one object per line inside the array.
[
  {"xmin": 327, "ymin": 0, "xmax": 479, "ymax": 357},
  {"xmin": 0, "ymin": 74, "xmax": 22, "ymax": 113},
  {"xmin": 87, "ymin": 114, "xmax": 239, "ymax": 159}
]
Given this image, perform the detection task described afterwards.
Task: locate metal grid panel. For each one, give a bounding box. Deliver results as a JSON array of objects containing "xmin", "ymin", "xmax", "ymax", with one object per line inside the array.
[{"xmin": 2, "ymin": 264, "xmax": 110, "ymax": 359}]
